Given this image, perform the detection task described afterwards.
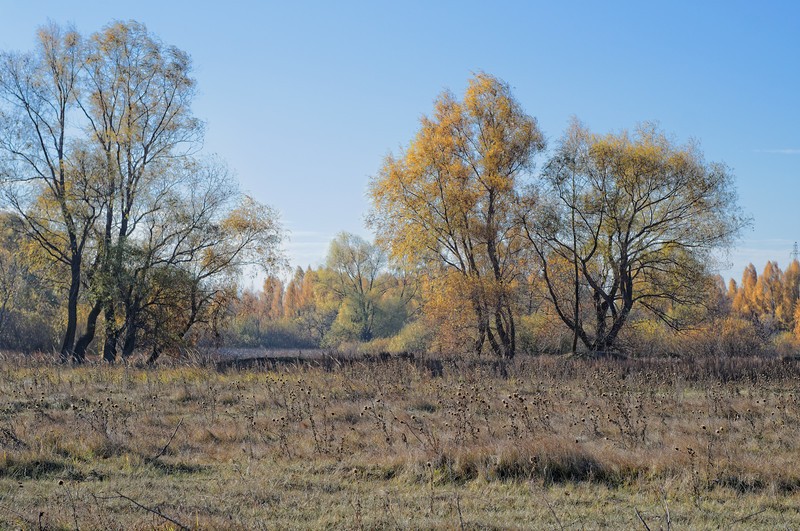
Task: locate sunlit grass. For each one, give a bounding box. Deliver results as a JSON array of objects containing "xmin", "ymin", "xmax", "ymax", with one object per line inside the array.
[{"xmin": 0, "ymin": 354, "xmax": 797, "ymax": 528}]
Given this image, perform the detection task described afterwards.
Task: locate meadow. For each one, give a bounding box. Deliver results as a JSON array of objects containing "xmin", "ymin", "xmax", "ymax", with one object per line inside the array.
[{"xmin": 0, "ymin": 353, "xmax": 798, "ymax": 529}]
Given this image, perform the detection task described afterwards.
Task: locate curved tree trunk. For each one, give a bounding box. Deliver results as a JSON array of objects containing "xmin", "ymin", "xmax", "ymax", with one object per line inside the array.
[
  {"xmin": 121, "ymin": 324, "xmax": 137, "ymax": 359},
  {"xmin": 73, "ymin": 300, "xmax": 103, "ymax": 361}
]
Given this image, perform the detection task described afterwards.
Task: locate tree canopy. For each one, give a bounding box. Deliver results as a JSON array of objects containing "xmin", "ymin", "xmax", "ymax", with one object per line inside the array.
[
  {"xmin": 369, "ymin": 73, "xmax": 545, "ymax": 358},
  {"xmin": 523, "ymin": 121, "xmax": 748, "ymax": 353},
  {"xmin": 0, "ymin": 21, "xmax": 284, "ymax": 361}
]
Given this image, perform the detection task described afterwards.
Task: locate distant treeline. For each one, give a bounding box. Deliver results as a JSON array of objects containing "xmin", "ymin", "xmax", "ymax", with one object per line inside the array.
[{"xmin": 220, "ymin": 250, "xmax": 800, "ymax": 359}]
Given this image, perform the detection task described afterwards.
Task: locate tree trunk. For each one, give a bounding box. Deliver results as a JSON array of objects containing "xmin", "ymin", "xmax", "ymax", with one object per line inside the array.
[
  {"xmin": 120, "ymin": 298, "xmax": 141, "ymax": 359},
  {"xmin": 492, "ymin": 307, "xmax": 515, "ymax": 359},
  {"xmin": 473, "ymin": 298, "xmax": 488, "ymax": 354},
  {"xmin": 505, "ymin": 306, "xmax": 516, "ymax": 359},
  {"xmin": 73, "ymin": 300, "xmax": 103, "ymax": 361},
  {"xmin": 485, "ymin": 325, "xmax": 502, "ymax": 357},
  {"xmin": 102, "ymin": 303, "xmax": 118, "ymax": 363},
  {"xmin": 571, "ymin": 170, "xmax": 580, "ymax": 356},
  {"xmin": 146, "ymin": 346, "xmax": 160, "ymax": 365},
  {"xmin": 121, "ymin": 323, "xmax": 137, "ymax": 359},
  {"xmin": 60, "ymin": 256, "xmax": 82, "ymax": 363}
]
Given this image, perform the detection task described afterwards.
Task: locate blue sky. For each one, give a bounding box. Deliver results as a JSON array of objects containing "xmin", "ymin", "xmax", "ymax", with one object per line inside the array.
[{"xmin": 1, "ymin": 1, "xmax": 798, "ymax": 282}]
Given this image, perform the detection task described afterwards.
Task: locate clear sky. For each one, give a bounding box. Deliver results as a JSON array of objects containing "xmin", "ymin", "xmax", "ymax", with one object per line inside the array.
[{"xmin": 1, "ymin": 1, "xmax": 798, "ymax": 282}]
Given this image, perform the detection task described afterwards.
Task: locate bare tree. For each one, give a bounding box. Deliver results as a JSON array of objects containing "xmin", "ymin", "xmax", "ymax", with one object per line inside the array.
[
  {"xmin": 0, "ymin": 24, "xmax": 102, "ymax": 361},
  {"xmin": 522, "ymin": 122, "xmax": 748, "ymax": 355},
  {"xmin": 74, "ymin": 21, "xmax": 203, "ymax": 362},
  {"xmin": 141, "ymin": 167, "xmax": 284, "ymax": 363}
]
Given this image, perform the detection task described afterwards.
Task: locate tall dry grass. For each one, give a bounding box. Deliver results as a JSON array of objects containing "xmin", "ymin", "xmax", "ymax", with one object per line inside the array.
[{"xmin": 0, "ymin": 352, "xmax": 797, "ymax": 528}]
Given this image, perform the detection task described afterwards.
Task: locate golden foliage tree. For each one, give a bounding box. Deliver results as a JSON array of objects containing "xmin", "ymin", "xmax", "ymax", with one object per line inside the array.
[
  {"xmin": 0, "ymin": 22, "xmax": 284, "ymax": 361},
  {"xmin": 780, "ymin": 259, "xmax": 800, "ymax": 328},
  {"xmin": 731, "ymin": 260, "xmax": 800, "ymax": 333},
  {"xmin": 732, "ymin": 263, "xmax": 759, "ymax": 319},
  {"xmin": 754, "ymin": 261, "xmax": 783, "ymax": 328},
  {"xmin": 262, "ymin": 276, "xmax": 285, "ymax": 320},
  {"xmin": 523, "ymin": 122, "xmax": 747, "ymax": 354},
  {"xmin": 369, "ymin": 73, "xmax": 545, "ymax": 358}
]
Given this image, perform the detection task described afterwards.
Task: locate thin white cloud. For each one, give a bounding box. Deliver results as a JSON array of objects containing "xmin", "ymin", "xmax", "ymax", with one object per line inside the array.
[
  {"xmin": 754, "ymin": 149, "xmax": 800, "ymax": 155},
  {"xmin": 285, "ymin": 241, "xmax": 330, "ymax": 250},
  {"xmin": 739, "ymin": 238, "xmax": 795, "ymax": 246},
  {"xmin": 284, "ymin": 229, "xmax": 331, "ymax": 238}
]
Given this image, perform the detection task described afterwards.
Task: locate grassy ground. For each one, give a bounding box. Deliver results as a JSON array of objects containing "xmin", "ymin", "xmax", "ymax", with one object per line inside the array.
[{"xmin": 0, "ymin": 354, "xmax": 798, "ymax": 529}]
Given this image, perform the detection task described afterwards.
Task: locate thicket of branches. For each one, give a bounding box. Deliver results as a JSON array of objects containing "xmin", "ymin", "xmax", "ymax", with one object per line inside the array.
[{"xmin": 0, "ymin": 22, "xmax": 283, "ymax": 362}]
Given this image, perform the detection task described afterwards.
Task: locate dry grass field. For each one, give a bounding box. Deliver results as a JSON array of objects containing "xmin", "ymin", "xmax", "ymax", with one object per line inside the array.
[{"xmin": 0, "ymin": 353, "xmax": 798, "ymax": 529}]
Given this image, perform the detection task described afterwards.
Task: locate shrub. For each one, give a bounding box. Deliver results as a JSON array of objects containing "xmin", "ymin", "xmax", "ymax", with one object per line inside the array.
[
  {"xmin": 517, "ymin": 313, "xmax": 571, "ymax": 355},
  {"xmin": 387, "ymin": 320, "xmax": 432, "ymax": 355},
  {"xmin": 717, "ymin": 317, "xmax": 765, "ymax": 357}
]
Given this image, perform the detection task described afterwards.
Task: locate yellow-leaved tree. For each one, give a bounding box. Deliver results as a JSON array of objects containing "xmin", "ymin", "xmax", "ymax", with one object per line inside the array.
[
  {"xmin": 731, "ymin": 260, "xmax": 800, "ymax": 333},
  {"xmin": 523, "ymin": 122, "xmax": 747, "ymax": 355},
  {"xmin": 369, "ymin": 73, "xmax": 545, "ymax": 358}
]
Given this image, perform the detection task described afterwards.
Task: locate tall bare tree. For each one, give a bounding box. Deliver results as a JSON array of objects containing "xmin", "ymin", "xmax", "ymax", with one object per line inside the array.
[
  {"xmin": 75, "ymin": 21, "xmax": 203, "ymax": 362},
  {"xmin": 0, "ymin": 24, "xmax": 102, "ymax": 361},
  {"xmin": 522, "ymin": 122, "xmax": 747, "ymax": 354}
]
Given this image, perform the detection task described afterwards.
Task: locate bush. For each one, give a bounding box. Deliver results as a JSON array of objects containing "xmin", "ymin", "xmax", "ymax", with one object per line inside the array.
[
  {"xmin": 772, "ymin": 332, "xmax": 798, "ymax": 358},
  {"xmin": 221, "ymin": 318, "xmax": 317, "ymax": 349},
  {"xmin": 616, "ymin": 319, "xmax": 679, "ymax": 358},
  {"xmin": 387, "ymin": 320, "xmax": 432, "ymax": 355},
  {"xmin": 356, "ymin": 338, "xmax": 392, "ymax": 356},
  {"xmin": 717, "ymin": 317, "xmax": 766, "ymax": 357},
  {"xmin": 0, "ymin": 310, "xmax": 59, "ymax": 353},
  {"xmin": 517, "ymin": 313, "xmax": 571, "ymax": 355}
]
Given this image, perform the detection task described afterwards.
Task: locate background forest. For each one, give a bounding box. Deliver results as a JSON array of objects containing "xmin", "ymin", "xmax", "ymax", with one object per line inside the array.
[
  {"xmin": 222, "ymin": 253, "xmax": 800, "ymax": 360},
  {"xmin": 0, "ymin": 21, "xmax": 794, "ymax": 362}
]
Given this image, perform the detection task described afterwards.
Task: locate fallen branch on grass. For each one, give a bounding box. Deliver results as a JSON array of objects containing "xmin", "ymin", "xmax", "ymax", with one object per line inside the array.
[
  {"xmin": 97, "ymin": 491, "xmax": 190, "ymax": 530},
  {"xmin": 152, "ymin": 417, "xmax": 184, "ymax": 461},
  {"xmin": 634, "ymin": 507, "xmax": 651, "ymax": 531},
  {"xmin": 730, "ymin": 508, "xmax": 767, "ymax": 525}
]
